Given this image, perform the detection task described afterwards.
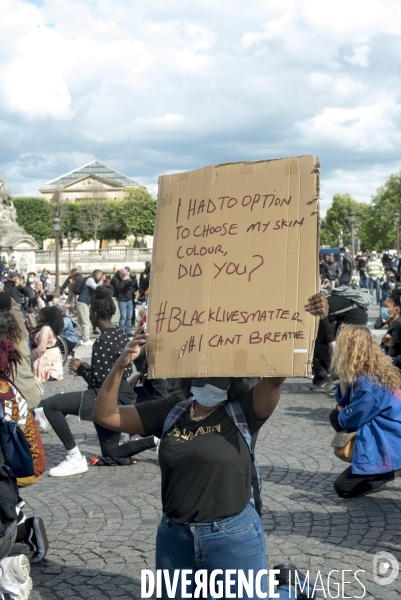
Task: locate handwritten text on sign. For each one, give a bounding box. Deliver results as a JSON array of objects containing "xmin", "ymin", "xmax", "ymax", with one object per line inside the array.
[
  {"xmin": 148, "ymin": 157, "xmax": 319, "ymax": 377},
  {"xmin": 174, "ymin": 193, "xmax": 304, "ymax": 283}
]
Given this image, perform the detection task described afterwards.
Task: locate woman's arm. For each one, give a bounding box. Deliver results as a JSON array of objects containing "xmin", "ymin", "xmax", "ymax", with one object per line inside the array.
[
  {"xmin": 337, "ymin": 389, "xmax": 381, "ymax": 430},
  {"xmin": 32, "ymin": 327, "xmax": 49, "ymax": 361},
  {"xmin": 253, "ymin": 377, "xmax": 285, "ymax": 420},
  {"xmin": 92, "ymin": 332, "xmax": 148, "ymax": 434}
]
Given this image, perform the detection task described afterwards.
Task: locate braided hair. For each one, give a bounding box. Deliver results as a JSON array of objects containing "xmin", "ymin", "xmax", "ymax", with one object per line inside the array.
[
  {"xmin": 90, "ymin": 285, "xmax": 116, "ymax": 320},
  {"xmin": 0, "ymin": 339, "xmax": 22, "ymax": 379},
  {"xmin": 0, "ymin": 313, "xmax": 23, "ymax": 347}
]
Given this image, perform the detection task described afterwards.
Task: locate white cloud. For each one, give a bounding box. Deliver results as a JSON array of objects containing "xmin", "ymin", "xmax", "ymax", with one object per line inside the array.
[
  {"xmin": 344, "ymin": 44, "xmax": 370, "ymax": 67},
  {"xmin": 0, "ymin": 0, "xmax": 400, "ymax": 209}
]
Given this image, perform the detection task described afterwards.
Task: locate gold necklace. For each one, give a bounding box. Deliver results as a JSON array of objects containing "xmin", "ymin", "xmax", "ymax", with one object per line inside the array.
[{"xmin": 189, "ymin": 401, "xmax": 221, "ymax": 422}]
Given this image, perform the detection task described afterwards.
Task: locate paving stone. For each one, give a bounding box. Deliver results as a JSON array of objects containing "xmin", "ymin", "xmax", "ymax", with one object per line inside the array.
[{"xmin": 14, "ymin": 321, "xmax": 401, "ymax": 598}]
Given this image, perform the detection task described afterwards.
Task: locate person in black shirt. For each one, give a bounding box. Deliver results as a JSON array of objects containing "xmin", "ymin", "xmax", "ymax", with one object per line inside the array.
[
  {"xmin": 380, "ymin": 287, "xmax": 401, "ymax": 369},
  {"xmin": 35, "ymin": 285, "xmax": 157, "ymax": 477},
  {"xmin": 339, "ymin": 247, "xmax": 353, "ymax": 286},
  {"xmin": 93, "ymin": 292, "xmax": 329, "ymax": 599},
  {"xmin": 110, "ymin": 268, "xmax": 138, "ymax": 335},
  {"xmin": 356, "ymin": 253, "xmax": 368, "ymax": 288},
  {"xmin": 327, "ymin": 253, "xmax": 341, "ymax": 285},
  {"xmin": 327, "ymin": 291, "xmax": 368, "ymax": 334},
  {"xmin": 319, "ymin": 253, "xmax": 329, "ymax": 279},
  {"xmin": 138, "ymin": 261, "xmax": 151, "ymax": 303},
  {"xmin": 3, "ymin": 272, "xmax": 28, "ymax": 309},
  {"xmin": 59, "ymin": 267, "xmax": 79, "ymax": 297}
]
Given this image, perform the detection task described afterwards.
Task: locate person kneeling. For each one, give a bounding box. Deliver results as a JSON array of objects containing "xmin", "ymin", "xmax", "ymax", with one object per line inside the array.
[{"xmin": 330, "ymin": 324, "xmax": 401, "ymax": 497}]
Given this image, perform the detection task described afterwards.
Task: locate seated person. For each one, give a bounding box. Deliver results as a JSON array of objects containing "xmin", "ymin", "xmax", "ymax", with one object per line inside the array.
[
  {"xmin": 57, "ymin": 305, "xmax": 79, "ymax": 356},
  {"xmin": 32, "ymin": 307, "xmax": 64, "ymax": 383}
]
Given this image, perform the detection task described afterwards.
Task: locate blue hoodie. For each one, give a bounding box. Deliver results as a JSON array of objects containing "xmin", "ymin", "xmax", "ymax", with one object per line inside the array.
[{"xmin": 336, "ymin": 376, "xmax": 401, "ymax": 475}]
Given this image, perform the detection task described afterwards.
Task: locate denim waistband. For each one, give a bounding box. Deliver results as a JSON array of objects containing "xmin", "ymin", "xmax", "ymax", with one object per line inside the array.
[{"xmin": 160, "ymin": 503, "xmax": 257, "ymax": 531}]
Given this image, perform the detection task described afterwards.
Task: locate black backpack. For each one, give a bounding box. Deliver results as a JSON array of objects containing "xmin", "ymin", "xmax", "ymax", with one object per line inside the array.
[{"xmin": 71, "ymin": 278, "xmax": 83, "ymax": 295}]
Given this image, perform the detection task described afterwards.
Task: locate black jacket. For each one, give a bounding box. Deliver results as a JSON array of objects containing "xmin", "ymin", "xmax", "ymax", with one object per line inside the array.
[
  {"xmin": 0, "ymin": 448, "xmax": 19, "ymax": 521},
  {"xmin": 382, "ymin": 317, "xmax": 401, "ymax": 369},
  {"xmin": 111, "ymin": 274, "xmax": 138, "ymax": 301},
  {"xmin": 328, "ymin": 294, "xmax": 368, "ymax": 333},
  {"xmin": 3, "ymin": 281, "xmax": 24, "ymax": 306},
  {"xmin": 139, "ymin": 269, "xmax": 150, "ymax": 292}
]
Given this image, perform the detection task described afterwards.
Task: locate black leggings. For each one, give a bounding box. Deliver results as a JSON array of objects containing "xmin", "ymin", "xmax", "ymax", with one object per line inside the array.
[
  {"xmin": 39, "ymin": 391, "xmax": 155, "ymax": 458},
  {"xmin": 329, "ymin": 408, "xmax": 395, "ymax": 497}
]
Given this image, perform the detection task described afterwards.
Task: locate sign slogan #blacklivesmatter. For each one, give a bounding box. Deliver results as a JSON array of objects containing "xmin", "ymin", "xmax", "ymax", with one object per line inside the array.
[{"xmin": 147, "ymin": 156, "xmax": 320, "ymax": 379}]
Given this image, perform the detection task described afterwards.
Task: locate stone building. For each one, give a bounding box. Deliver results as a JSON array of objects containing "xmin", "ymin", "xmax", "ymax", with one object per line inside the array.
[{"xmin": 39, "ymin": 160, "xmax": 144, "ymax": 202}]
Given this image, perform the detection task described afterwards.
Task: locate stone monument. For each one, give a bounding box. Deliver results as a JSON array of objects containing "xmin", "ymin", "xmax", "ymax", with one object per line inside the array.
[{"xmin": 0, "ymin": 178, "xmax": 39, "ymax": 274}]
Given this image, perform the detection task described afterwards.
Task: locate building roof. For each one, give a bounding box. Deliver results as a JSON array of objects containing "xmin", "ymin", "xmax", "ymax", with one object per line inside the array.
[{"xmin": 40, "ymin": 161, "xmax": 140, "ymax": 191}]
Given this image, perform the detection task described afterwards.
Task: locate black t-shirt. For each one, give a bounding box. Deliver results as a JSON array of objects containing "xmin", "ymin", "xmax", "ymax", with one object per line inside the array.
[{"xmin": 136, "ymin": 389, "xmax": 266, "ymax": 523}]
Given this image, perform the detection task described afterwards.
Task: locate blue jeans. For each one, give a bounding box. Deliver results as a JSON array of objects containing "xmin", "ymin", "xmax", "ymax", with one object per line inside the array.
[
  {"xmin": 368, "ymin": 278, "xmax": 381, "ymax": 303},
  {"xmin": 156, "ymin": 503, "xmax": 297, "ymax": 599},
  {"xmin": 118, "ymin": 300, "xmax": 133, "ymax": 334},
  {"xmin": 359, "ymin": 273, "xmax": 368, "ymax": 289}
]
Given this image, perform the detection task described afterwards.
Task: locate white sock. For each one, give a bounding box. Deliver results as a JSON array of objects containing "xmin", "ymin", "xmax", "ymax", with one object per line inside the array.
[{"xmin": 67, "ymin": 447, "xmax": 83, "ymax": 460}]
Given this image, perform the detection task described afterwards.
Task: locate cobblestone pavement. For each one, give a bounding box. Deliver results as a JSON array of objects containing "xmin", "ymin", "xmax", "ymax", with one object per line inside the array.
[{"xmin": 13, "ymin": 306, "xmax": 401, "ymax": 600}]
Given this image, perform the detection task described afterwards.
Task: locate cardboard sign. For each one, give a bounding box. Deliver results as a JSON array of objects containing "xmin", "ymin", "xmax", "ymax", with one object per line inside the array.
[{"xmin": 147, "ymin": 155, "xmax": 320, "ymax": 378}]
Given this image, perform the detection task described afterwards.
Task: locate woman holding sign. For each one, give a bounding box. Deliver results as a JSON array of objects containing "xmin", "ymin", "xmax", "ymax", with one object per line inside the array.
[{"xmin": 93, "ymin": 293, "xmax": 328, "ymax": 600}]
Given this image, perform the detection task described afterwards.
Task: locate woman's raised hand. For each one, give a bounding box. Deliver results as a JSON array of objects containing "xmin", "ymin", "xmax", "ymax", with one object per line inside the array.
[
  {"xmin": 305, "ymin": 292, "xmax": 329, "ymax": 319},
  {"xmin": 115, "ymin": 327, "xmax": 148, "ymax": 368}
]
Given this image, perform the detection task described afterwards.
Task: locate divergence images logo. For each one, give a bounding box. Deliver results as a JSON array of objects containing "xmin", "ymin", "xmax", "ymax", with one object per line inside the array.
[{"xmin": 373, "ymin": 552, "xmax": 399, "ymax": 586}]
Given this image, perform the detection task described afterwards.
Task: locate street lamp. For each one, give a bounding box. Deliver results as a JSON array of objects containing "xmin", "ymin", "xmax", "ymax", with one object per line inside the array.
[
  {"xmin": 349, "ymin": 210, "xmax": 355, "ymax": 258},
  {"xmin": 63, "ymin": 231, "xmax": 72, "ymax": 273},
  {"xmin": 354, "ymin": 221, "xmax": 360, "ymax": 254},
  {"xmin": 53, "ymin": 216, "xmax": 61, "ymax": 295},
  {"xmin": 395, "ymin": 212, "xmax": 400, "ymax": 255}
]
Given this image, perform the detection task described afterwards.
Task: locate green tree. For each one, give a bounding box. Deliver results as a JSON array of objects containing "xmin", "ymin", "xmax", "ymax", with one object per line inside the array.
[
  {"xmin": 320, "ymin": 194, "xmax": 370, "ymax": 249},
  {"xmin": 119, "ymin": 187, "xmax": 157, "ymax": 243},
  {"xmin": 13, "ymin": 197, "xmax": 55, "ymax": 246},
  {"xmin": 100, "ymin": 201, "xmax": 128, "ymax": 243},
  {"xmin": 364, "ymin": 172, "xmax": 401, "ymax": 250}
]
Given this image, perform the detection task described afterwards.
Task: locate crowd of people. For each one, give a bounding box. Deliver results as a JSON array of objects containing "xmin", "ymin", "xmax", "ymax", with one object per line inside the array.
[
  {"xmin": 319, "ymin": 246, "xmax": 400, "ymax": 304},
  {"xmin": 1, "ymin": 248, "xmax": 401, "ymax": 598}
]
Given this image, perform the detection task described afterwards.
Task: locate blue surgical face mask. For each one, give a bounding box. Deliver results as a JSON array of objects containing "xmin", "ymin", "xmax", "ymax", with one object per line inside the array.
[
  {"xmin": 389, "ymin": 282, "xmax": 395, "ymax": 289},
  {"xmin": 381, "ymin": 307, "xmax": 394, "ymax": 322},
  {"xmin": 190, "ymin": 384, "xmax": 228, "ymax": 407}
]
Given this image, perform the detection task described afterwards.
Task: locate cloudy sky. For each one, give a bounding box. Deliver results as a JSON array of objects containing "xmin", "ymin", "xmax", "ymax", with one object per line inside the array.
[{"xmin": 1, "ymin": 0, "xmax": 401, "ymax": 212}]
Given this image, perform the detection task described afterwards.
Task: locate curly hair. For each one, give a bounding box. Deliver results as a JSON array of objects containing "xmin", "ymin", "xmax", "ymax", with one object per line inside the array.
[
  {"xmin": 39, "ymin": 306, "xmax": 64, "ymax": 337},
  {"xmin": 0, "ymin": 313, "xmax": 22, "ymax": 346},
  {"xmin": 179, "ymin": 378, "xmax": 253, "ymax": 401},
  {"xmin": 0, "ymin": 339, "xmax": 22, "ymax": 379},
  {"xmin": 330, "ymin": 324, "xmax": 401, "ymax": 391},
  {"xmin": 90, "ymin": 285, "xmax": 116, "ymax": 320}
]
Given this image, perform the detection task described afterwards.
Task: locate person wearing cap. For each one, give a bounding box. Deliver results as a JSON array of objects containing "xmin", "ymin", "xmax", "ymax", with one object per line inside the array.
[{"xmin": 366, "ymin": 251, "xmax": 385, "ymax": 304}]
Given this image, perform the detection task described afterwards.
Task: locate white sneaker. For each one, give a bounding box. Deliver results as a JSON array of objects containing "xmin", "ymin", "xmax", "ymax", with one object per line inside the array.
[
  {"xmin": 33, "ymin": 407, "xmax": 52, "ymax": 433},
  {"xmin": 49, "ymin": 455, "xmax": 88, "ymax": 477},
  {"xmin": 78, "ymin": 340, "xmax": 93, "ymax": 346},
  {"xmin": 0, "ymin": 555, "xmax": 32, "ymax": 600}
]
